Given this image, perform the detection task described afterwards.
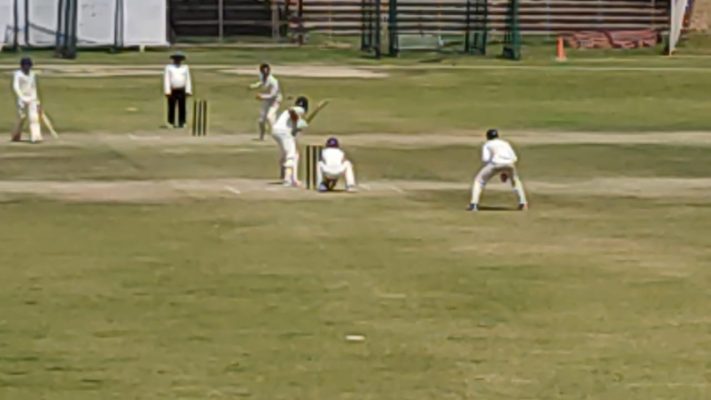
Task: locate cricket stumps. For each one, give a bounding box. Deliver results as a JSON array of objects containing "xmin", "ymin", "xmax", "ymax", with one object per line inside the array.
[
  {"xmin": 192, "ymin": 99, "xmax": 208, "ymax": 136},
  {"xmin": 304, "ymin": 144, "xmax": 323, "ymax": 190}
]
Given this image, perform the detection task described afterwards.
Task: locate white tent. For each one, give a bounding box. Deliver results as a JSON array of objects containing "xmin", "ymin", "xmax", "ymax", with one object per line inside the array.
[{"xmin": 0, "ymin": 0, "xmax": 168, "ymax": 48}]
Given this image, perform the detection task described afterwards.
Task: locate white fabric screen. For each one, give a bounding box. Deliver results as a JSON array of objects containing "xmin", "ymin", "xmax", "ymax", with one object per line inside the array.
[
  {"xmin": 0, "ymin": 0, "xmax": 168, "ymax": 48},
  {"xmin": 669, "ymin": 0, "xmax": 689, "ymax": 55}
]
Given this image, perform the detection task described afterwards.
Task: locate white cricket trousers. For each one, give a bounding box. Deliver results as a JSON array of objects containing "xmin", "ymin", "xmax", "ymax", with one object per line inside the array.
[
  {"xmin": 259, "ymin": 99, "xmax": 280, "ymax": 136},
  {"xmin": 317, "ymin": 161, "xmax": 356, "ymax": 187},
  {"xmin": 15, "ymin": 100, "xmax": 42, "ymax": 142},
  {"xmin": 272, "ymin": 131, "xmax": 299, "ymax": 184},
  {"xmin": 471, "ymin": 163, "xmax": 527, "ymax": 205}
]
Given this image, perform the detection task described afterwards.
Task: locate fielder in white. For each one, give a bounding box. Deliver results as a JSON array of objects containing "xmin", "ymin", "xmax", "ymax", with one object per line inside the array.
[
  {"xmin": 272, "ymin": 96, "xmax": 310, "ymax": 186},
  {"xmin": 249, "ymin": 63, "xmax": 282, "ymax": 141},
  {"xmin": 318, "ymin": 137, "xmax": 357, "ymax": 192},
  {"xmin": 468, "ymin": 129, "xmax": 528, "ymax": 212},
  {"xmin": 11, "ymin": 57, "xmax": 43, "ymax": 143}
]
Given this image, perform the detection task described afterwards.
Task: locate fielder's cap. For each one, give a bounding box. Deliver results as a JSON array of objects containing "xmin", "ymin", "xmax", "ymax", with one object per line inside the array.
[
  {"xmin": 486, "ymin": 129, "xmax": 499, "ymax": 140},
  {"xmin": 20, "ymin": 57, "xmax": 33, "ymax": 67},
  {"xmin": 170, "ymin": 51, "xmax": 186, "ymax": 60}
]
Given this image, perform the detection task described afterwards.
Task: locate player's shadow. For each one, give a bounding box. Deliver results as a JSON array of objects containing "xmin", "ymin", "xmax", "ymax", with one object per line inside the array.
[{"xmin": 478, "ymin": 205, "xmax": 519, "ymax": 212}]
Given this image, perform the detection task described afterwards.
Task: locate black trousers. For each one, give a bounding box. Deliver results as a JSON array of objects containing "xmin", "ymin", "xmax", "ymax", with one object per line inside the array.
[{"xmin": 167, "ymin": 88, "xmax": 187, "ymax": 127}]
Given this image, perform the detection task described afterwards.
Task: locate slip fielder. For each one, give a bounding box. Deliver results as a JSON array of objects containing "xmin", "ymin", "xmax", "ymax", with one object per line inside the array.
[
  {"xmin": 468, "ymin": 129, "xmax": 528, "ymax": 212},
  {"xmin": 249, "ymin": 63, "xmax": 282, "ymax": 141}
]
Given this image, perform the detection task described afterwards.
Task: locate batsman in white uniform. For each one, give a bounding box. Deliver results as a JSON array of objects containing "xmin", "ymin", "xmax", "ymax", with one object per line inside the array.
[
  {"xmin": 318, "ymin": 137, "xmax": 357, "ymax": 192},
  {"xmin": 249, "ymin": 63, "xmax": 282, "ymax": 141},
  {"xmin": 468, "ymin": 129, "xmax": 528, "ymax": 212},
  {"xmin": 272, "ymin": 97, "xmax": 309, "ymax": 186},
  {"xmin": 11, "ymin": 57, "xmax": 43, "ymax": 143}
]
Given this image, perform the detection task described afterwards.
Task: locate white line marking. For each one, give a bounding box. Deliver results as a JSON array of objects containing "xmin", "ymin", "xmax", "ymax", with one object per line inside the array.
[
  {"xmin": 128, "ymin": 134, "xmax": 161, "ymax": 141},
  {"xmin": 224, "ymin": 186, "xmax": 241, "ymax": 195},
  {"xmin": 389, "ymin": 185, "xmax": 404, "ymax": 193}
]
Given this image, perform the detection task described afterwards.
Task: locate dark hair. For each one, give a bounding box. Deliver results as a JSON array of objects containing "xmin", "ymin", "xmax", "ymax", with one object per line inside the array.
[{"xmin": 486, "ymin": 129, "xmax": 499, "ymax": 140}]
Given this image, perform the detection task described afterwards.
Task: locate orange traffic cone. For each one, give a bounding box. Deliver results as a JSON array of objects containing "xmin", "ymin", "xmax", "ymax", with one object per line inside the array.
[{"xmin": 556, "ymin": 36, "xmax": 567, "ymax": 62}]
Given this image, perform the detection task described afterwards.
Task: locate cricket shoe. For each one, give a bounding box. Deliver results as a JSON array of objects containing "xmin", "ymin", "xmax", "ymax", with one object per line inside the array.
[
  {"xmin": 318, "ymin": 183, "xmax": 329, "ymax": 192},
  {"xmin": 518, "ymin": 203, "xmax": 529, "ymax": 211},
  {"xmin": 345, "ymin": 185, "xmax": 358, "ymax": 193},
  {"xmin": 466, "ymin": 203, "xmax": 479, "ymax": 212}
]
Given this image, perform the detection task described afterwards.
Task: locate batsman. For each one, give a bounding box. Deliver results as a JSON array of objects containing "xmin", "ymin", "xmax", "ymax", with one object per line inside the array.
[
  {"xmin": 270, "ymin": 96, "xmax": 331, "ymax": 186},
  {"xmin": 11, "ymin": 57, "xmax": 44, "ymax": 143}
]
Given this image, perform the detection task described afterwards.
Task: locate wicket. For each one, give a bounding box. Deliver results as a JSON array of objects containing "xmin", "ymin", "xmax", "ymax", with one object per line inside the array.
[
  {"xmin": 192, "ymin": 99, "xmax": 208, "ymax": 136},
  {"xmin": 304, "ymin": 145, "xmax": 323, "ymax": 190}
]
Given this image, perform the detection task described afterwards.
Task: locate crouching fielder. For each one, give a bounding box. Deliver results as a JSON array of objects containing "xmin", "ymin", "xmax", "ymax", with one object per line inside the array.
[
  {"xmin": 318, "ymin": 137, "xmax": 357, "ymax": 192},
  {"xmin": 468, "ymin": 129, "xmax": 528, "ymax": 212},
  {"xmin": 272, "ymin": 96, "xmax": 309, "ymax": 186},
  {"xmin": 11, "ymin": 57, "xmax": 42, "ymax": 143}
]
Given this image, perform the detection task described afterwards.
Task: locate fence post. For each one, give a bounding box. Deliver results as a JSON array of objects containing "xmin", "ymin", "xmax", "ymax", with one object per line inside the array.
[
  {"xmin": 218, "ymin": 0, "xmax": 224, "ymax": 41},
  {"xmin": 388, "ymin": 0, "xmax": 397, "ymax": 56},
  {"xmin": 272, "ymin": 0, "xmax": 280, "ymax": 41},
  {"xmin": 298, "ymin": 0, "xmax": 304, "ymax": 44}
]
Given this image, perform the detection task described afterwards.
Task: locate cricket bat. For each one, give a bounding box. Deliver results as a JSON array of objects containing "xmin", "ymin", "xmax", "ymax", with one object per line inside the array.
[
  {"xmin": 306, "ymin": 99, "xmax": 331, "ymax": 123},
  {"xmin": 41, "ymin": 112, "xmax": 59, "ymax": 139}
]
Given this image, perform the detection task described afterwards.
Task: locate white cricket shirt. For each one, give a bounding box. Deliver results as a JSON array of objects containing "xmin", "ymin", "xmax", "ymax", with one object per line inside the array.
[
  {"xmin": 13, "ymin": 70, "xmax": 38, "ymax": 103},
  {"xmin": 321, "ymin": 148, "xmax": 345, "ymax": 166},
  {"xmin": 164, "ymin": 64, "xmax": 192, "ymax": 95},
  {"xmin": 482, "ymin": 138, "xmax": 518, "ymax": 165},
  {"xmin": 273, "ymin": 106, "xmax": 308, "ymax": 136},
  {"xmin": 256, "ymin": 74, "xmax": 282, "ymax": 102}
]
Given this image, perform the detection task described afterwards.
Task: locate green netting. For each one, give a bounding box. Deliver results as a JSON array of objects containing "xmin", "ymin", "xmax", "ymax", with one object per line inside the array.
[
  {"xmin": 361, "ymin": 0, "xmax": 382, "ymax": 58},
  {"xmin": 502, "ymin": 0, "xmax": 521, "ymax": 60},
  {"xmin": 465, "ymin": 0, "xmax": 487, "ymax": 55}
]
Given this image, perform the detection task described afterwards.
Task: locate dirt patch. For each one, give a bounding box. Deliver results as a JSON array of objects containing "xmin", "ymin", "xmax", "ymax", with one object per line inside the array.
[
  {"xmin": 0, "ymin": 177, "xmax": 708, "ymax": 203},
  {"xmin": 39, "ymin": 66, "xmax": 160, "ymax": 78},
  {"xmin": 221, "ymin": 65, "xmax": 388, "ymax": 79}
]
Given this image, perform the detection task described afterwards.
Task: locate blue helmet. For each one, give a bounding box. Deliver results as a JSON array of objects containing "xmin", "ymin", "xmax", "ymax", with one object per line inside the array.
[
  {"xmin": 326, "ymin": 137, "xmax": 339, "ymax": 148},
  {"xmin": 486, "ymin": 129, "xmax": 499, "ymax": 140}
]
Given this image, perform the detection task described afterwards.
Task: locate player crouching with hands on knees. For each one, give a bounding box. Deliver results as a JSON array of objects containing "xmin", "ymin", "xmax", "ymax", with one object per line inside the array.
[
  {"xmin": 318, "ymin": 137, "xmax": 357, "ymax": 193},
  {"xmin": 468, "ymin": 129, "xmax": 528, "ymax": 212},
  {"xmin": 11, "ymin": 57, "xmax": 43, "ymax": 143}
]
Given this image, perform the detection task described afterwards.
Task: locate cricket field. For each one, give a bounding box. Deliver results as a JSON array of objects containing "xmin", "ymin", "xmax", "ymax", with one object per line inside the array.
[{"xmin": 0, "ymin": 45, "xmax": 710, "ymax": 399}]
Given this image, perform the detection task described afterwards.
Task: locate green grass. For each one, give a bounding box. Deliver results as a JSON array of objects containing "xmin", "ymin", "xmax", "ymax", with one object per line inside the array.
[
  {"xmin": 1, "ymin": 194, "xmax": 709, "ymax": 399},
  {"xmin": 2, "ymin": 65, "xmax": 711, "ymax": 133},
  {"xmin": 1, "ymin": 44, "xmax": 710, "ymax": 399}
]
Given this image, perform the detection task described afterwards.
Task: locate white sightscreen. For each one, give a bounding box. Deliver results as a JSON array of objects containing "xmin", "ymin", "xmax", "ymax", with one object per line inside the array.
[
  {"xmin": 0, "ymin": 0, "xmax": 168, "ymax": 48},
  {"xmin": 668, "ymin": 0, "xmax": 689, "ymax": 55},
  {"xmin": 123, "ymin": 0, "xmax": 167, "ymax": 46}
]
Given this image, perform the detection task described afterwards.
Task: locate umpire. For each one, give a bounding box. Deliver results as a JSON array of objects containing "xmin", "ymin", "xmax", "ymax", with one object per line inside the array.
[{"xmin": 163, "ymin": 51, "xmax": 193, "ymax": 128}]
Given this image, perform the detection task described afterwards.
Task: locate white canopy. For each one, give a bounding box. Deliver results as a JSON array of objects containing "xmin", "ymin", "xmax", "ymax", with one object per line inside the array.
[{"xmin": 0, "ymin": 0, "xmax": 168, "ymax": 48}]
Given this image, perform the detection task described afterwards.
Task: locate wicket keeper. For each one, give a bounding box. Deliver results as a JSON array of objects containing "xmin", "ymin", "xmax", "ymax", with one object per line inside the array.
[
  {"xmin": 318, "ymin": 137, "xmax": 357, "ymax": 192},
  {"xmin": 468, "ymin": 129, "xmax": 528, "ymax": 212}
]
